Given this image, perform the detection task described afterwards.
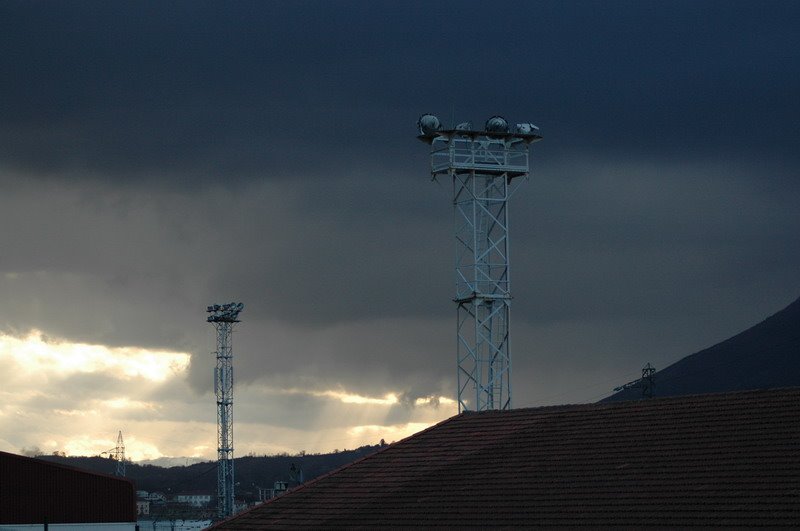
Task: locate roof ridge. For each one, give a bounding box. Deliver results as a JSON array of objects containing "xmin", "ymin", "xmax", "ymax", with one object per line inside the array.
[
  {"xmin": 420, "ymin": 387, "xmax": 800, "ymax": 420},
  {"xmin": 595, "ymin": 385, "xmax": 800, "ymax": 407}
]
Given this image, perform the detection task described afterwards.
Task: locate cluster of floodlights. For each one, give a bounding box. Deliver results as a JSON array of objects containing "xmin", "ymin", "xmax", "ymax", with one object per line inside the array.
[
  {"xmin": 417, "ymin": 113, "xmax": 540, "ymax": 137},
  {"xmin": 206, "ymin": 302, "xmax": 244, "ymax": 322}
]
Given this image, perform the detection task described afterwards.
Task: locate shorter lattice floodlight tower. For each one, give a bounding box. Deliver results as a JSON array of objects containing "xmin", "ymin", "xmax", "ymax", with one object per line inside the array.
[
  {"xmin": 207, "ymin": 302, "xmax": 244, "ymax": 519},
  {"xmin": 417, "ymin": 114, "xmax": 542, "ymax": 413}
]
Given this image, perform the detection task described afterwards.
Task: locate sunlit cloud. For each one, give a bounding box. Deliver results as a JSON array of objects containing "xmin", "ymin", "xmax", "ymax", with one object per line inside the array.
[
  {"xmin": 414, "ymin": 396, "xmax": 456, "ymax": 407},
  {"xmin": 105, "ymin": 397, "xmax": 160, "ymax": 412},
  {"xmin": 53, "ymin": 408, "xmax": 98, "ymax": 417},
  {"xmin": 61, "ymin": 435, "xmax": 120, "ymax": 458},
  {"xmin": 268, "ymin": 387, "xmax": 455, "ymax": 409},
  {"xmin": 61, "ymin": 434, "xmax": 164, "ymax": 462},
  {"xmin": 266, "ymin": 386, "xmax": 401, "ymax": 406},
  {"xmin": 312, "ymin": 390, "xmax": 399, "ymax": 405},
  {"xmin": 0, "ymin": 330, "xmax": 457, "ymax": 460},
  {"xmin": 0, "ymin": 329, "xmax": 197, "ymax": 460},
  {"xmin": 193, "ymin": 444, "xmax": 212, "ymax": 456},
  {"xmin": 122, "ymin": 437, "xmax": 170, "ymax": 462},
  {"xmin": 0, "ymin": 329, "xmax": 190, "ymax": 382}
]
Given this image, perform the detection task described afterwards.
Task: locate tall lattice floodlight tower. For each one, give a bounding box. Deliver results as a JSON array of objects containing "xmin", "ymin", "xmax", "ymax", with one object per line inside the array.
[
  {"xmin": 417, "ymin": 114, "xmax": 542, "ymax": 413},
  {"xmin": 207, "ymin": 302, "xmax": 244, "ymax": 519}
]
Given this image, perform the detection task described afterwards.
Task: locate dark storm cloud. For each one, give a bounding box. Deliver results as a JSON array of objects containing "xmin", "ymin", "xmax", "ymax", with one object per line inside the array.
[
  {"xmin": 514, "ymin": 157, "xmax": 800, "ymax": 325},
  {"xmin": 2, "ymin": 1, "xmax": 798, "ymax": 184},
  {"xmin": 1, "ymin": 0, "xmax": 799, "ymax": 417}
]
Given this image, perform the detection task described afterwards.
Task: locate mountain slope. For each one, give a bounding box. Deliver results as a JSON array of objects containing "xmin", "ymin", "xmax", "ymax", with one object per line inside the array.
[{"xmin": 603, "ymin": 295, "xmax": 800, "ymax": 402}]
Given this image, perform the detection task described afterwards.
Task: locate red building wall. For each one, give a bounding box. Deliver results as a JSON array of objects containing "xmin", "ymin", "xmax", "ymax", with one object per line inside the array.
[{"xmin": 0, "ymin": 451, "xmax": 136, "ymax": 524}]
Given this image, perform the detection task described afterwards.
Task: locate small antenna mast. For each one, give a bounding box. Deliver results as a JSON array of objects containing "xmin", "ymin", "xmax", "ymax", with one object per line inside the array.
[{"xmin": 613, "ymin": 363, "xmax": 657, "ymax": 398}]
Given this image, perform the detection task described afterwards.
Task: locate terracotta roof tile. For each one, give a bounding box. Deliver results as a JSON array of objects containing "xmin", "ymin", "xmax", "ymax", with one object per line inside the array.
[{"xmin": 212, "ymin": 388, "xmax": 800, "ymax": 528}]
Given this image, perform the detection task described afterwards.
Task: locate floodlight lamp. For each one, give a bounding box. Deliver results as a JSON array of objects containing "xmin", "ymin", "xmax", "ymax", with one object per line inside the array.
[
  {"xmin": 417, "ymin": 114, "xmax": 441, "ymax": 136},
  {"xmin": 207, "ymin": 306, "xmax": 214, "ymax": 312},
  {"xmin": 514, "ymin": 123, "xmax": 532, "ymax": 134},
  {"xmin": 214, "ymin": 304, "xmax": 221, "ymax": 311},
  {"xmin": 485, "ymin": 116, "xmax": 508, "ymax": 133},
  {"xmin": 514, "ymin": 123, "xmax": 539, "ymax": 135},
  {"xmin": 455, "ymin": 121, "xmax": 472, "ymax": 131},
  {"xmin": 237, "ymin": 303, "xmax": 244, "ymax": 311}
]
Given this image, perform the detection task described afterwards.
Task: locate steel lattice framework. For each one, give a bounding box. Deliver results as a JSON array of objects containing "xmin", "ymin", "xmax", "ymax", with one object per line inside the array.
[
  {"xmin": 113, "ymin": 430, "xmax": 126, "ymax": 477},
  {"xmin": 418, "ymin": 116, "xmax": 541, "ymax": 412},
  {"xmin": 207, "ymin": 302, "xmax": 244, "ymax": 519}
]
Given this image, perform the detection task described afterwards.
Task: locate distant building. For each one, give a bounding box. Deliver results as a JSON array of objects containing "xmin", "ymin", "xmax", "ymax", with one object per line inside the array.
[
  {"xmin": 0, "ymin": 451, "xmax": 136, "ymax": 530},
  {"xmin": 144, "ymin": 492, "xmax": 166, "ymax": 503},
  {"xmin": 174, "ymin": 493, "xmax": 213, "ymax": 507},
  {"xmin": 210, "ymin": 388, "xmax": 800, "ymax": 528},
  {"xmin": 255, "ymin": 480, "xmax": 288, "ymax": 503},
  {"xmin": 272, "ymin": 481, "xmax": 287, "ymax": 497}
]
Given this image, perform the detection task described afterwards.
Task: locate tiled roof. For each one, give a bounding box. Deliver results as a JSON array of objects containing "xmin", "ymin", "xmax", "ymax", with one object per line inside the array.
[{"xmin": 213, "ymin": 388, "xmax": 800, "ymax": 528}]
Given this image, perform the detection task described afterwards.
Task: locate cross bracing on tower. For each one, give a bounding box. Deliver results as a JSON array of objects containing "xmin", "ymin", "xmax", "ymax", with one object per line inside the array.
[{"xmin": 113, "ymin": 430, "xmax": 126, "ymax": 477}]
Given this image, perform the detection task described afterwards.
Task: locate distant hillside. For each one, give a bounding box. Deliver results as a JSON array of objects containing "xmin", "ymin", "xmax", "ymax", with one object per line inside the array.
[
  {"xmin": 603, "ymin": 295, "xmax": 800, "ymax": 402},
  {"xmin": 38, "ymin": 444, "xmax": 382, "ymax": 501}
]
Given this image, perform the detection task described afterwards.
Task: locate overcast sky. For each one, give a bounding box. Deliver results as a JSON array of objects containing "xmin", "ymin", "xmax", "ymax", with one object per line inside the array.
[{"xmin": 1, "ymin": 1, "xmax": 799, "ymax": 461}]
